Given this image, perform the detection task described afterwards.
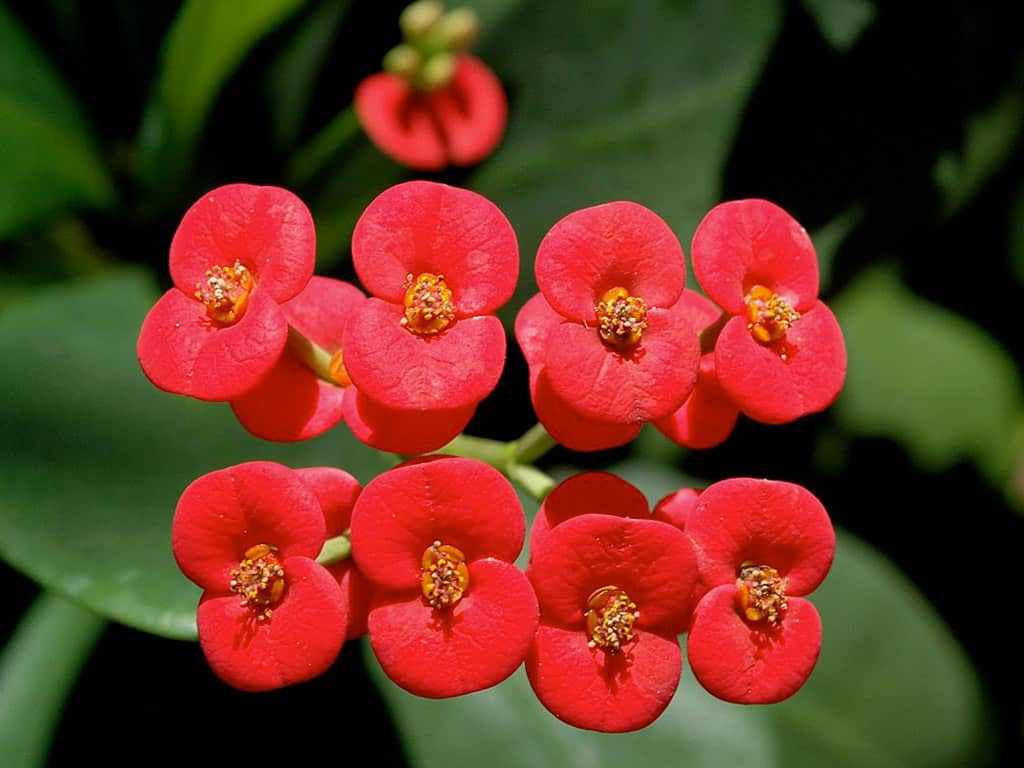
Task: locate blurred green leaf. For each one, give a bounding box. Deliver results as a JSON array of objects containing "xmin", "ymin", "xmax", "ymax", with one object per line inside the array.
[
  {"xmin": 0, "ymin": 271, "xmax": 390, "ymax": 640},
  {"xmin": 833, "ymin": 267, "xmax": 1023, "ymax": 485},
  {"xmin": 813, "ymin": 205, "xmax": 863, "ymax": 292},
  {"xmin": 374, "ymin": 462, "xmax": 991, "ymax": 767},
  {"xmin": 0, "ymin": 5, "xmax": 115, "ymax": 238},
  {"xmin": 801, "ymin": 0, "xmax": 876, "ymax": 51},
  {"xmin": 0, "ymin": 593, "xmax": 106, "ymax": 768},
  {"xmin": 138, "ymin": 0, "xmax": 308, "ymax": 189},
  {"xmin": 1009, "ymin": 181, "xmax": 1024, "ymax": 286}
]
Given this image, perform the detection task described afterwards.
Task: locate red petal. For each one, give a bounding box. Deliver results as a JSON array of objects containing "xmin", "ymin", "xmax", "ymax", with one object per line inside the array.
[
  {"xmin": 230, "ymin": 352, "xmax": 346, "ymax": 442},
  {"xmin": 678, "ymin": 288, "xmax": 723, "ymax": 330},
  {"xmin": 686, "ymin": 477, "xmax": 835, "ymax": 595},
  {"xmin": 532, "ymin": 370, "xmax": 642, "ymax": 452},
  {"xmin": 137, "ymin": 287, "xmax": 288, "ymax": 402},
  {"xmin": 343, "ymin": 387, "xmax": 475, "ymax": 454},
  {"xmin": 654, "ymin": 353, "xmax": 740, "ymax": 449},
  {"xmin": 692, "ymin": 199, "xmax": 819, "ymax": 315},
  {"xmin": 652, "ymin": 488, "xmax": 700, "ymax": 531},
  {"xmin": 528, "ymin": 514, "xmax": 697, "ymax": 634},
  {"xmin": 544, "ymin": 306, "xmax": 698, "ymax": 424},
  {"xmin": 354, "ymin": 73, "xmax": 447, "ymax": 171},
  {"xmin": 350, "ymin": 457, "xmax": 524, "ymax": 591},
  {"xmin": 687, "ymin": 586, "xmax": 822, "ymax": 704},
  {"xmin": 530, "ymin": 472, "xmax": 649, "ymax": 554},
  {"xmin": 196, "ymin": 557, "xmax": 346, "ymax": 692},
  {"xmin": 328, "ymin": 560, "xmax": 373, "ymax": 641},
  {"xmin": 514, "ymin": 292, "xmax": 561, "ymax": 369},
  {"xmin": 281, "ymin": 276, "xmax": 366, "ymax": 350},
  {"xmin": 367, "ymin": 559, "xmax": 537, "ymax": 697},
  {"xmin": 295, "ymin": 466, "xmax": 362, "ymax": 537},
  {"xmin": 535, "ymin": 201, "xmax": 686, "ymax": 322},
  {"xmin": 428, "ymin": 55, "xmax": 507, "ymax": 166},
  {"xmin": 352, "ymin": 181, "xmax": 518, "ymax": 315},
  {"xmin": 343, "ymin": 298, "xmax": 505, "ymax": 410},
  {"xmin": 169, "ymin": 184, "xmax": 315, "ymax": 303},
  {"xmin": 526, "ymin": 624, "xmax": 681, "ymax": 732},
  {"xmin": 172, "ymin": 462, "xmax": 325, "ymax": 592},
  {"xmin": 714, "ymin": 301, "xmax": 846, "ymax": 424}
]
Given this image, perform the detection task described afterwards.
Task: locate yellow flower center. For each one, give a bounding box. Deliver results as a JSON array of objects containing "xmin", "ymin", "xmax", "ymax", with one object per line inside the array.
[
  {"xmin": 745, "ymin": 284, "xmax": 799, "ymax": 344},
  {"xmin": 737, "ymin": 563, "xmax": 788, "ymax": 626},
  {"xmin": 401, "ymin": 272, "xmax": 457, "ymax": 335},
  {"xmin": 585, "ymin": 585, "xmax": 639, "ymax": 653},
  {"xmin": 595, "ymin": 287, "xmax": 648, "ymax": 350},
  {"xmin": 194, "ymin": 260, "xmax": 254, "ymax": 324},
  {"xmin": 229, "ymin": 544, "xmax": 286, "ymax": 621},
  {"xmin": 420, "ymin": 541, "xmax": 469, "ymax": 609}
]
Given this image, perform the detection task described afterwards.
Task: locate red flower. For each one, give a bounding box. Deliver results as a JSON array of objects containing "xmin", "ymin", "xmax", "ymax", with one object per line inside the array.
[
  {"xmin": 138, "ymin": 184, "xmax": 315, "ymax": 401},
  {"xmin": 342, "ymin": 389, "xmax": 475, "ymax": 455},
  {"xmin": 655, "ymin": 290, "xmax": 740, "ymax": 449},
  {"xmin": 349, "ymin": 456, "xmax": 537, "ymax": 698},
  {"xmin": 691, "ymin": 200, "xmax": 846, "ymax": 423},
  {"xmin": 526, "ymin": 509, "xmax": 699, "ymax": 732},
  {"xmin": 356, "ymin": 54, "xmax": 506, "ymax": 171},
  {"xmin": 652, "ymin": 487, "xmax": 701, "ymax": 531},
  {"xmin": 343, "ymin": 181, "xmax": 517, "ymax": 412},
  {"xmin": 684, "ymin": 478, "xmax": 835, "ymax": 704},
  {"xmin": 517, "ymin": 202, "xmax": 700, "ymax": 449},
  {"xmin": 171, "ymin": 461, "xmax": 347, "ymax": 691}
]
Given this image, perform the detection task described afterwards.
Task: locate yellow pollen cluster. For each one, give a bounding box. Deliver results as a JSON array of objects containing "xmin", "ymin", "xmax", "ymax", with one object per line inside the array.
[
  {"xmin": 229, "ymin": 544, "xmax": 286, "ymax": 621},
  {"xmin": 745, "ymin": 284, "xmax": 799, "ymax": 344},
  {"xmin": 194, "ymin": 260, "xmax": 254, "ymax": 324},
  {"xmin": 420, "ymin": 540, "xmax": 469, "ymax": 609},
  {"xmin": 595, "ymin": 287, "xmax": 648, "ymax": 350},
  {"xmin": 585, "ymin": 585, "xmax": 640, "ymax": 653},
  {"xmin": 401, "ymin": 272, "xmax": 457, "ymax": 335},
  {"xmin": 737, "ymin": 563, "xmax": 788, "ymax": 625}
]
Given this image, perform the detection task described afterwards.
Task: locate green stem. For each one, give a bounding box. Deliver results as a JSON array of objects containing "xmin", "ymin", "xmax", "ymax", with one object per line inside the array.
[
  {"xmin": 317, "ymin": 533, "xmax": 352, "ymax": 565},
  {"xmin": 438, "ymin": 426, "xmax": 558, "ymax": 503},
  {"xmin": 512, "ymin": 422, "xmax": 557, "ymax": 465},
  {"xmin": 288, "ymin": 104, "xmax": 362, "ymax": 186},
  {"xmin": 508, "ymin": 462, "xmax": 556, "ymax": 502},
  {"xmin": 440, "ymin": 433, "xmax": 511, "ymax": 469},
  {"xmin": 286, "ymin": 325, "xmax": 339, "ymax": 385},
  {"xmin": 0, "ymin": 593, "xmax": 106, "ymax": 768}
]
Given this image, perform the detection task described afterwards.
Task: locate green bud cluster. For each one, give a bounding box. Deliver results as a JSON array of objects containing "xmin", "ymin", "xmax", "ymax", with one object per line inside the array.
[{"xmin": 384, "ymin": 2, "xmax": 480, "ymax": 91}]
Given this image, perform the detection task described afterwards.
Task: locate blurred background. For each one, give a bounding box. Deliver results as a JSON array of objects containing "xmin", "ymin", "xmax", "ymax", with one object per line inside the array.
[{"xmin": 0, "ymin": 0, "xmax": 1021, "ymax": 765}]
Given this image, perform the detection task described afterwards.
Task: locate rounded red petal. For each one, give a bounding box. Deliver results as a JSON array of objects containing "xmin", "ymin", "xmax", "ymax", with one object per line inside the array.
[
  {"xmin": 530, "ymin": 472, "xmax": 649, "ymax": 555},
  {"xmin": 196, "ymin": 557, "xmax": 346, "ymax": 692},
  {"xmin": 355, "ymin": 73, "xmax": 447, "ymax": 171},
  {"xmin": 528, "ymin": 514, "xmax": 697, "ymax": 635},
  {"xmin": 172, "ymin": 462, "xmax": 326, "ymax": 592},
  {"xmin": 230, "ymin": 352, "xmax": 346, "ymax": 442},
  {"xmin": 526, "ymin": 624, "xmax": 681, "ymax": 732},
  {"xmin": 328, "ymin": 560, "xmax": 373, "ymax": 641},
  {"xmin": 678, "ymin": 287, "xmax": 723, "ymax": 331},
  {"xmin": 535, "ymin": 202, "xmax": 686, "ymax": 323},
  {"xmin": 532, "ymin": 370, "xmax": 642, "ymax": 452},
  {"xmin": 687, "ymin": 586, "xmax": 822, "ymax": 704},
  {"xmin": 138, "ymin": 288, "xmax": 288, "ymax": 401},
  {"xmin": 352, "ymin": 181, "xmax": 518, "ymax": 315},
  {"xmin": 428, "ymin": 55, "xmax": 507, "ymax": 166},
  {"xmin": 343, "ymin": 298, "xmax": 505, "ymax": 410},
  {"xmin": 714, "ymin": 301, "xmax": 846, "ymax": 424},
  {"xmin": 544, "ymin": 306, "xmax": 698, "ymax": 424},
  {"xmin": 281, "ymin": 276, "xmax": 366, "ymax": 351},
  {"xmin": 654, "ymin": 353, "xmax": 740, "ymax": 449},
  {"xmin": 686, "ymin": 477, "xmax": 835, "ymax": 595},
  {"xmin": 514, "ymin": 292, "xmax": 561, "ymax": 369},
  {"xmin": 350, "ymin": 457, "xmax": 524, "ymax": 591},
  {"xmin": 295, "ymin": 466, "xmax": 362, "ymax": 537},
  {"xmin": 692, "ymin": 199, "xmax": 819, "ymax": 315},
  {"xmin": 342, "ymin": 387, "xmax": 475, "ymax": 454},
  {"xmin": 367, "ymin": 559, "xmax": 537, "ymax": 697},
  {"xmin": 169, "ymin": 184, "xmax": 315, "ymax": 303},
  {"xmin": 652, "ymin": 488, "xmax": 701, "ymax": 531}
]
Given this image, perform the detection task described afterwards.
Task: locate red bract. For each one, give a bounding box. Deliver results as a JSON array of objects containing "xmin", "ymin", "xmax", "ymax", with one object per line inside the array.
[
  {"xmin": 138, "ymin": 184, "xmax": 315, "ymax": 401},
  {"xmin": 526, "ymin": 512, "xmax": 699, "ymax": 732},
  {"xmin": 350, "ymin": 457, "xmax": 537, "ymax": 697},
  {"xmin": 171, "ymin": 461, "xmax": 346, "ymax": 692},
  {"xmin": 691, "ymin": 199, "xmax": 846, "ymax": 423},
  {"xmin": 520, "ymin": 202, "xmax": 700, "ymax": 445},
  {"xmin": 344, "ymin": 181, "xmax": 516, "ymax": 412},
  {"xmin": 685, "ymin": 478, "xmax": 835, "ymax": 704},
  {"xmin": 356, "ymin": 55, "xmax": 506, "ymax": 171},
  {"xmin": 652, "ymin": 487, "xmax": 700, "ymax": 531}
]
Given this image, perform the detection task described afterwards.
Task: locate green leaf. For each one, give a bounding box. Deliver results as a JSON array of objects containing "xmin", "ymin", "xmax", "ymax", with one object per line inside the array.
[
  {"xmin": 801, "ymin": 0, "xmax": 876, "ymax": 51},
  {"xmin": 138, "ymin": 0, "xmax": 308, "ymax": 189},
  {"xmin": 832, "ymin": 267, "xmax": 1023, "ymax": 485},
  {"xmin": 0, "ymin": 593, "xmax": 106, "ymax": 768},
  {"xmin": 0, "ymin": 5, "xmax": 115, "ymax": 238},
  {"xmin": 812, "ymin": 205, "xmax": 863, "ymax": 292},
  {"xmin": 374, "ymin": 463, "xmax": 991, "ymax": 767},
  {"xmin": 0, "ymin": 270, "xmax": 390, "ymax": 640}
]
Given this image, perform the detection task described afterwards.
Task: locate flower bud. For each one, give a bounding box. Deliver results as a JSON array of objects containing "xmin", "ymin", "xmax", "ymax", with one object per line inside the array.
[
  {"xmin": 417, "ymin": 51, "xmax": 456, "ymax": 90},
  {"xmin": 383, "ymin": 43, "xmax": 421, "ymax": 79},
  {"xmin": 400, "ymin": 1, "xmax": 445, "ymax": 41},
  {"xmin": 436, "ymin": 8, "xmax": 479, "ymax": 50}
]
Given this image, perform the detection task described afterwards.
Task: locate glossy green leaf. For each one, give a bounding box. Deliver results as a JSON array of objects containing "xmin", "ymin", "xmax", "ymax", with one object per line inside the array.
[
  {"xmin": 138, "ymin": 0, "xmax": 308, "ymax": 188},
  {"xmin": 0, "ymin": 593, "xmax": 106, "ymax": 768},
  {"xmin": 0, "ymin": 5, "xmax": 115, "ymax": 237},
  {"xmin": 373, "ymin": 462, "xmax": 990, "ymax": 767},
  {"xmin": 832, "ymin": 267, "xmax": 1023, "ymax": 485},
  {"xmin": 801, "ymin": 0, "xmax": 876, "ymax": 51},
  {"xmin": 0, "ymin": 271, "xmax": 390, "ymax": 640}
]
